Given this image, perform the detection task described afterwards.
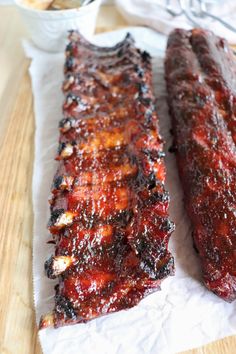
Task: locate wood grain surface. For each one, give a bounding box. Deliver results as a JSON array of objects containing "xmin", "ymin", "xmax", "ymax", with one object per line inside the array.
[{"xmin": 0, "ymin": 4, "xmax": 235, "ymax": 354}]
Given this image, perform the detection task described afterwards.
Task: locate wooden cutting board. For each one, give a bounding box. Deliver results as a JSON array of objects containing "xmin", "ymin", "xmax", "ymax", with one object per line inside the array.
[{"xmin": 0, "ymin": 4, "xmax": 235, "ymax": 354}]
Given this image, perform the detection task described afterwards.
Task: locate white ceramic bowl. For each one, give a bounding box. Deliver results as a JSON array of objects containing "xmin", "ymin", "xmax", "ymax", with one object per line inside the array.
[{"xmin": 15, "ymin": 0, "xmax": 101, "ymax": 52}]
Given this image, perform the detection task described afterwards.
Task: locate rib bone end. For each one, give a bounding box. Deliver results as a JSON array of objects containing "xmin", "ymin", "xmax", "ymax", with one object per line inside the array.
[
  {"xmin": 39, "ymin": 312, "xmax": 54, "ymax": 330},
  {"xmin": 45, "ymin": 255, "xmax": 75, "ymax": 278}
]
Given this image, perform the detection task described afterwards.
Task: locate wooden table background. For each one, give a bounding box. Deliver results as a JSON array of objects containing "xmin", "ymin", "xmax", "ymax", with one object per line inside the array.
[{"xmin": 0, "ymin": 4, "xmax": 235, "ymax": 354}]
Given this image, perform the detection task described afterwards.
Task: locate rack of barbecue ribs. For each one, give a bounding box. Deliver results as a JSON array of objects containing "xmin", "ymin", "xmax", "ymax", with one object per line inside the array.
[
  {"xmin": 165, "ymin": 28, "xmax": 236, "ymax": 302},
  {"xmin": 39, "ymin": 32, "xmax": 175, "ymax": 329}
]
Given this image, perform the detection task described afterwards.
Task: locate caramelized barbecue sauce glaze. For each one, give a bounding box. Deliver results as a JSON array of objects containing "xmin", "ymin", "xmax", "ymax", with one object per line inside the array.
[
  {"xmin": 165, "ymin": 28, "xmax": 236, "ymax": 302},
  {"xmin": 40, "ymin": 33, "xmax": 174, "ymax": 329}
]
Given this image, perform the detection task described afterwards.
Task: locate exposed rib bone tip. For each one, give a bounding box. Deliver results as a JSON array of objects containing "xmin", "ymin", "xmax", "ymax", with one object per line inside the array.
[
  {"xmin": 39, "ymin": 312, "xmax": 54, "ymax": 330},
  {"xmin": 54, "ymin": 211, "xmax": 75, "ymax": 229},
  {"xmin": 45, "ymin": 255, "xmax": 75, "ymax": 278}
]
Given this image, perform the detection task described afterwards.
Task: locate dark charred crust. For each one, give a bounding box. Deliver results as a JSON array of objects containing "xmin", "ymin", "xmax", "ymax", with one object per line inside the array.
[
  {"xmin": 117, "ymin": 48, "xmax": 124, "ymax": 57},
  {"xmin": 65, "ymin": 56, "xmax": 74, "ymax": 71},
  {"xmin": 142, "ymin": 148, "xmax": 166, "ymax": 160},
  {"xmin": 48, "ymin": 209, "xmax": 64, "ymax": 227},
  {"xmin": 53, "ymin": 176, "xmax": 63, "ymax": 190},
  {"xmin": 160, "ymin": 219, "xmax": 175, "ymax": 233},
  {"xmin": 45, "ymin": 256, "xmax": 56, "ymax": 279},
  {"xmin": 137, "ymin": 82, "xmax": 149, "ymax": 95},
  {"xmin": 59, "ymin": 117, "xmax": 69, "ymax": 129},
  {"xmin": 155, "ymin": 256, "xmax": 175, "ymax": 279},
  {"xmin": 66, "ymin": 42, "xmax": 73, "ymax": 51},
  {"xmin": 144, "ymin": 108, "xmax": 154, "ymax": 126},
  {"xmin": 147, "ymin": 182, "xmax": 156, "ymax": 191},
  {"xmin": 140, "ymin": 251, "xmax": 174, "ymax": 280},
  {"xmin": 139, "ymin": 97, "xmax": 152, "ymax": 107},
  {"xmin": 65, "ymin": 42, "xmax": 74, "ymax": 57},
  {"xmin": 66, "ymin": 93, "xmax": 80, "ymax": 104},
  {"xmin": 134, "ymin": 64, "xmax": 144, "ymax": 78},
  {"xmin": 58, "ymin": 142, "xmax": 66, "ymax": 155},
  {"xmin": 109, "ymin": 210, "xmax": 134, "ymax": 225},
  {"xmin": 147, "ymin": 173, "xmax": 156, "ymax": 190},
  {"xmin": 134, "ymin": 171, "xmax": 156, "ymax": 190},
  {"xmin": 141, "ymin": 50, "xmax": 151, "ymax": 62},
  {"xmin": 149, "ymin": 190, "xmax": 170, "ymax": 205},
  {"xmin": 59, "ymin": 117, "xmax": 75, "ymax": 132},
  {"xmin": 55, "ymin": 295, "xmax": 77, "ymax": 320},
  {"xmin": 147, "ymin": 171, "xmax": 156, "ymax": 184},
  {"xmin": 125, "ymin": 32, "xmax": 133, "ymax": 41},
  {"xmin": 52, "ymin": 175, "xmax": 74, "ymax": 192},
  {"xmin": 134, "ymin": 237, "xmax": 148, "ymax": 255}
]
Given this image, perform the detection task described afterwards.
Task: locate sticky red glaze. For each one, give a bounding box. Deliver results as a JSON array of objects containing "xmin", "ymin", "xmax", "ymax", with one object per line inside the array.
[
  {"xmin": 165, "ymin": 28, "xmax": 236, "ymax": 302},
  {"xmin": 41, "ymin": 32, "xmax": 175, "ymax": 329}
]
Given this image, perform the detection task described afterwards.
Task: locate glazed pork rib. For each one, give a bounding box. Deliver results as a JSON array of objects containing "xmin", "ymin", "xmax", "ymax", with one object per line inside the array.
[
  {"xmin": 165, "ymin": 28, "xmax": 236, "ymax": 301},
  {"xmin": 39, "ymin": 32, "xmax": 175, "ymax": 329}
]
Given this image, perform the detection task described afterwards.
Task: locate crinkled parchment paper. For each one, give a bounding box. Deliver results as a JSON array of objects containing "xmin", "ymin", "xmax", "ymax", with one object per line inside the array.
[{"xmin": 24, "ymin": 27, "xmax": 236, "ymax": 354}]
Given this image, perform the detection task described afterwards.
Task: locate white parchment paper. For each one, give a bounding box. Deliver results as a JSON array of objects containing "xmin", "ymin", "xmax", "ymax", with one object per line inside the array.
[
  {"xmin": 24, "ymin": 27, "xmax": 236, "ymax": 354},
  {"xmin": 115, "ymin": 0, "xmax": 236, "ymax": 44}
]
